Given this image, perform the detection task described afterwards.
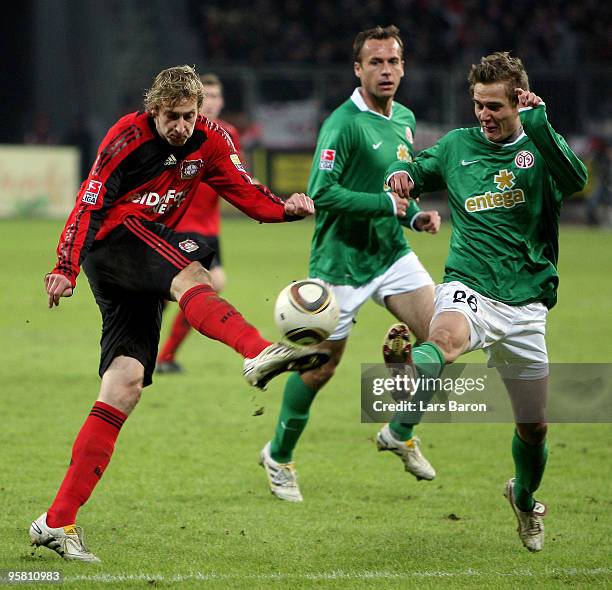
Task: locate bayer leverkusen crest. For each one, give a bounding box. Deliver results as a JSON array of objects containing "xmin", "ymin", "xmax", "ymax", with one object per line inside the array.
[
  {"xmin": 178, "ymin": 239, "xmax": 199, "ymax": 253},
  {"xmin": 180, "ymin": 159, "xmax": 203, "ymax": 179}
]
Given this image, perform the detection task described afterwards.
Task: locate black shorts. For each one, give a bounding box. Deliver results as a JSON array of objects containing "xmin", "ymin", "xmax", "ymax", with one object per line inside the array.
[
  {"xmin": 200, "ymin": 235, "xmax": 222, "ymax": 269},
  {"xmin": 82, "ymin": 217, "xmax": 217, "ymax": 387}
]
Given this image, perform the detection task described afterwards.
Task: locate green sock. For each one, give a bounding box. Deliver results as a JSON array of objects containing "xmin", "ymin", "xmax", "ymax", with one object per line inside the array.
[
  {"xmin": 269, "ymin": 372, "xmax": 318, "ymax": 463},
  {"xmin": 512, "ymin": 430, "xmax": 548, "ymax": 512},
  {"xmin": 389, "ymin": 342, "xmax": 445, "ymax": 441}
]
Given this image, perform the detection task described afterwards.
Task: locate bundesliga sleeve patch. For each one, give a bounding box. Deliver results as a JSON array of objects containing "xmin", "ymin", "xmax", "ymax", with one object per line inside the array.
[
  {"xmin": 319, "ymin": 149, "xmax": 336, "ymax": 171},
  {"xmin": 230, "ymin": 153, "xmax": 246, "ymax": 172},
  {"xmin": 82, "ymin": 180, "xmax": 102, "ymax": 205}
]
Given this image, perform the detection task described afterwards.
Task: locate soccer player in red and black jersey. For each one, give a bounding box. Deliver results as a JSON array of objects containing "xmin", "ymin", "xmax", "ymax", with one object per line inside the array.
[
  {"xmin": 30, "ymin": 65, "xmax": 328, "ymax": 562},
  {"xmin": 157, "ymin": 73, "xmax": 240, "ymax": 374}
]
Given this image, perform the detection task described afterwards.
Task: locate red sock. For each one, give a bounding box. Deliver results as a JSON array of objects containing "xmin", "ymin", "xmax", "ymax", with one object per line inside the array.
[
  {"xmin": 179, "ymin": 284, "xmax": 270, "ymax": 358},
  {"xmin": 46, "ymin": 402, "xmax": 127, "ymax": 527},
  {"xmin": 158, "ymin": 309, "xmax": 191, "ymax": 362}
]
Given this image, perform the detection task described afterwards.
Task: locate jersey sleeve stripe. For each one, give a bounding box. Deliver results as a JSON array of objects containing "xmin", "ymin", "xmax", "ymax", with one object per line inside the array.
[{"xmin": 94, "ymin": 125, "xmax": 143, "ymax": 176}]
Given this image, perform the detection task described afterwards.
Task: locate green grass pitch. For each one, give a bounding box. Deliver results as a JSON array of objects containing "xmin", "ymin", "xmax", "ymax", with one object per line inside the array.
[{"xmin": 0, "ymin": 217, "xmax": 610, "ymax": 589}]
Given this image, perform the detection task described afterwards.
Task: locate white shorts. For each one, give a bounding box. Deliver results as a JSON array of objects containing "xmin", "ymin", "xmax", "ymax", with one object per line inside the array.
[
  {"xmin": 323, "ymin": 252, "xmax": 434, "ymax": 341},
  {"xmin": 434, "ymin": 281, "xmax": 549, "ymax": 380}
]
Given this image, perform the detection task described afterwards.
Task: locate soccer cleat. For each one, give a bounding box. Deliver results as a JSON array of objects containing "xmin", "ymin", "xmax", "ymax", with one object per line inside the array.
[
  {"xmin": 383, "ymin": 322, "xmax": 413, "ymax": 367},
  {"xmin": 259, "ymin": 442, "xmax": 303, "ymax": 502},
  {"xmin": 376, "ymin": 424, "xmax": 436, "ymax": 481},
  {"xmin": 155, "ymin": 360, "xmax": 184, "ymax": 374},
  {"xmin": 243, "ymin": 343, "xmax": 329, "ymax": 390},
  {"xmin": 29, "ymin": 513, "xmax": 100, "ymax": 562},
  {"xmin": 504, "ymin": 478, "xmax": 547, "ymax": 552},
  {"xmin": 382, "ymin": 323, "xmax": 416, "ymax": 391}
]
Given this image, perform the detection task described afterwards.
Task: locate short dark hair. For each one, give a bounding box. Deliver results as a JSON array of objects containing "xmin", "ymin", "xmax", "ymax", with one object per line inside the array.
[
  {"xmin": 353, "ymin": 25, "xmax": 404, "ymax": 63},
  {"xmin": 468, "ymin": 52, "xmax": 530, "ymax": 106}
]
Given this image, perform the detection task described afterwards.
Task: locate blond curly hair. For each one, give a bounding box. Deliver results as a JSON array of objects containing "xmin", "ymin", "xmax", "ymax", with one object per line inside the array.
[{"xmin": 144, "ymin": 65, "xmax": 205, "ymax": 112}]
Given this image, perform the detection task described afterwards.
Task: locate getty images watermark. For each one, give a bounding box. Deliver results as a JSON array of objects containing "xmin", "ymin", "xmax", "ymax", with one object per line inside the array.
[
  {"xmin": 361, "ymin": 363, "xmax": 612, "ymax": 423},
  {"xmin": 371, "ymin": 372, "xmax": 489, "ymax": 414}
]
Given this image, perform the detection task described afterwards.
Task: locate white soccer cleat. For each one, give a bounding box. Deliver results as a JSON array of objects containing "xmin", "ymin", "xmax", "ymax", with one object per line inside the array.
[
  {"xmin": 259, "ymin": 442, "xmax": 303, "ymax": 502},
  {"xmin": 243, "ymin": 343, "xmax": 329, "ymax": 390},
  {"xmin": 504, "ymin": 478, "xmax": 547, "ymax": 552},
  {"xmin": 29, "ymin": 513, "xmax": 101, "ymax": 562},
  {"xmin": 376, "ymin": 424, "xmax": 436, "ymax": 481}
]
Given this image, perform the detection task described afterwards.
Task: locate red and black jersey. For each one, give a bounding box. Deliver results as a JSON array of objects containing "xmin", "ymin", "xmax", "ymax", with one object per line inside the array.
[
  {"xmin": 174, "ymin": 118, "xmax": 241, "ymax": 237},
  {"xmin": 53, "ymin": 112, "xmax": 286, "ymax": 287}
]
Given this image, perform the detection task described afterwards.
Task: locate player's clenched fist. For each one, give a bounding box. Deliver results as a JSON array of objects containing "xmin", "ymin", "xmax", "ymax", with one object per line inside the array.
[
  {"xmin": 388, "ymin": 191, "xmax": 408, "ymax": 218},
  {"xmin": 388, "ymin": 171, "xmax": 414, "ymax": 199},
  {"xmin": 44, "ymin": 272, "xmax": 73, "ymax": 308},
  {"xmin": 284, "ymin": 192, "xmax": 315, "ymax": 217},
  {"xmin": 515, "ymin": 88, "xmax": 542, "ymax": 108},
  {"xmin": 414, "ymin": 210, "xmax": 441, "ymax": 234}
]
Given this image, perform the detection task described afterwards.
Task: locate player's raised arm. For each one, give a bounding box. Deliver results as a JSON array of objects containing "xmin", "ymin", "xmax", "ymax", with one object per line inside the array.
[{"xmin": 516, "ymin": 90, "xmax": 588, "ymax": 198}]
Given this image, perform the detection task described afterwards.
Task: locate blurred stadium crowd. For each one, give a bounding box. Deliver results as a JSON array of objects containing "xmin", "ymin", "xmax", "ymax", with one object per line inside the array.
[
  {"xmin": 192, "ymin": 0, "xmax": 611, "ymax": 66},
  {"xmin": 4, "ymin": 0, "xmax": 611, "ymax": 225}
]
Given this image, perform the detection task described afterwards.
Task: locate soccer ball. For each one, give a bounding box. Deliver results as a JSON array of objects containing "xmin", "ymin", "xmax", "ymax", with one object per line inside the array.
[{"xmin": 274, "ymin": 280, "xmax": 340, "ymax": 345}]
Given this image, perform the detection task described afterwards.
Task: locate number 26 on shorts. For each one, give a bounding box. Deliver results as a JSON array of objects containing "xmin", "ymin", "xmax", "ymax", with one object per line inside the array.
[{"xmin": 452, "ymin": 290, "xmax": 478, "ymax": 312}]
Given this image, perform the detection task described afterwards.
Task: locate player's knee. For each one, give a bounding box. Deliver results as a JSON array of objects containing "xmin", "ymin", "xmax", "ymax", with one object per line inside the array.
[
  {"xmin": 210, "ymin": 267, "xmax": 226, "ymax": 292},
  {"xmin": 170, "ymin": 262, "xmax": 213, "ymax": 300},
  {"xmin": 119, "ymin": 379, "xmax": 144, "ymax": 411},
  {"xmin": 100, "ymin": 357, "xmax": 145, "ymax": 414},
  {"xmin": 517, "ymin": 422, "xmax": 548, "ymax": 445}
]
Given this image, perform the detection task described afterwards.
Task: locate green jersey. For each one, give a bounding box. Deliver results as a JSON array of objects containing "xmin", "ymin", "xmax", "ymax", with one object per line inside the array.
[
  {"xmin": 308, "ymin": 88, "xmax": 421, "ymax": 286},
  {"xmin": 387, "ymin": 105, "xmax": 587, "ymax": 309}
]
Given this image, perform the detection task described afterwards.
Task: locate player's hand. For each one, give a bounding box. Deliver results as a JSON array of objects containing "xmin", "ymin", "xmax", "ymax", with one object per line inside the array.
[
  {"xmin": 284, "ymin": 192, "xmax": 315, "ymax": 217},
  {"xmin": 44, "ymin": 273, "xmax": 73, "ymax": 308},
  {"xmin": 389, "ymin": 192, "xmax": 408, "ymax": 218},
  {"xmin": 516, "ymin": 88, "xmax": 543, "ymax": 108},
  {"xmin": 414, "ymin": 210, "xmax": 441, "ymax": 234},
  {"xmin": 388, "ymin": 171, "xmax": 414, "ymax": 199}
]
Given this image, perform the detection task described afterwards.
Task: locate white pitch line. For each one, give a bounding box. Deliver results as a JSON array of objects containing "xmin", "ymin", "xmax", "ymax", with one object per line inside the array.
[{"xmin": 64, "ymin": 568, "xmax": 612, "ymax": 583}]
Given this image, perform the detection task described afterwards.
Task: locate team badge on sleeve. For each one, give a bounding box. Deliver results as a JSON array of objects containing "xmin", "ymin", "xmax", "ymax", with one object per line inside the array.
[
  {"xmin": 319, "ymin": 149, "xmax": 336, "ymax": 171},
  {"xmin": 405, "ymin": 126, "xmax": 414, "ymax": 144},
  {"xmin": 82, "ymin": 180, "xmax": 102, "ymax": 205},
  {"xmin": 514, "ymin": 151, "xmax": 535, "ymax": 169}
]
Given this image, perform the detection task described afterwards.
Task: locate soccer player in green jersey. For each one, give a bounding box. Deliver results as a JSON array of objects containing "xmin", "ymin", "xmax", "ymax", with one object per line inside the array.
[
  {"xmin": 385, "ymin": 52, "xmax": 588, "ymax": 552},
  {"xmin": 259, "ymin": 25, "xmax": 441, "ymax": 502}
]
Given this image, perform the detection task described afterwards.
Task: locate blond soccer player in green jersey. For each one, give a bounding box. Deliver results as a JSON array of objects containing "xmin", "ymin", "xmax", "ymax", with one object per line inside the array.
[
  {"xmin": 259, "ymin": 26, "xmax": 442, "ymax": 502},
  {"xmin": 385, "ymin": 52, "xmax": 588, "ymax": 552}
]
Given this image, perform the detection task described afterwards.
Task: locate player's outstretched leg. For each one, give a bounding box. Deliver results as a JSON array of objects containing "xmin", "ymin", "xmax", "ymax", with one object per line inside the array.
[
  {"xmin": 178, "ymin": 284, "xmax": 328, "ymax": 389},
  {"xmin": 244, "ymin": 343, "xmax": 329, "ymax": 390},
  {"xmin": 29, "ymin": 513, "xmax": 100, "ymax": 562},
  {"xmin": 376, "ymin": 323, "xmax": 441, "ymax": 480},
  {"xmin": 504, "ymin": 478, "xmax": 547, "ymax": 552}
]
